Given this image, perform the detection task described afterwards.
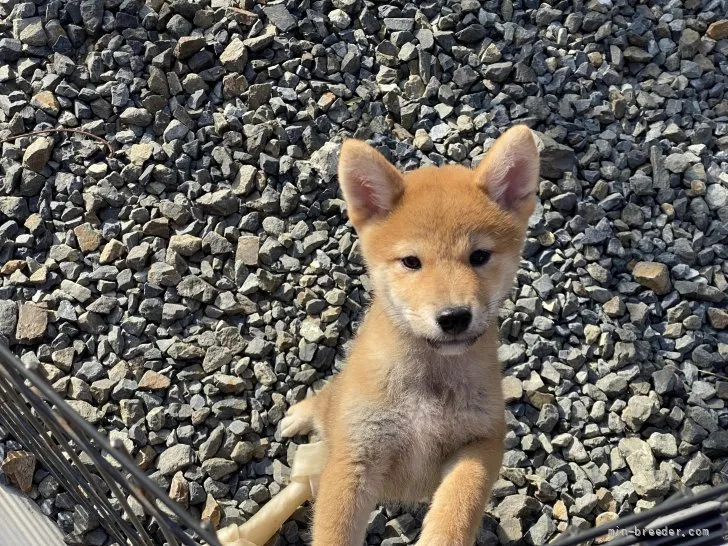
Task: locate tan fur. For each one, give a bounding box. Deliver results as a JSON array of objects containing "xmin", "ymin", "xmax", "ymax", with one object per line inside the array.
[{"xmin": 281, "ymin": 125, "xmax": 540, "ymax": 546}]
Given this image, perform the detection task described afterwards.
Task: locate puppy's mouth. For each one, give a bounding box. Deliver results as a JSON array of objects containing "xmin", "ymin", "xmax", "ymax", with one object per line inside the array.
[{"xmin": 425, "ymin": 336, "xmax": 480, "ymax": 350}]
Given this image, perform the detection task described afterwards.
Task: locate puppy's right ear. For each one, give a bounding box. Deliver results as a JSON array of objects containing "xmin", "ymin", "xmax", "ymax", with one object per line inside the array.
[
  {"xmin": 337, "ymin": 139, "xmax": 404, "ymax": 228},
  {"xmin": 474, "ymin": 125, "xmax": 540, "ymax": 220}
]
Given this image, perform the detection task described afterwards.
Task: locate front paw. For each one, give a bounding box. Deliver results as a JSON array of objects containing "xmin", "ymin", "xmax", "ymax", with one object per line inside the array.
[{"xmin": 280, "ymin": 400, "xmax": 315, "ymax": 437}]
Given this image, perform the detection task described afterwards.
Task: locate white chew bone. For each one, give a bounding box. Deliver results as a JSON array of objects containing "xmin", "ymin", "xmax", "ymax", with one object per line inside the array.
[{"xmin": 217, "ymin": 441, "xmax": 328, "ymax": 546}]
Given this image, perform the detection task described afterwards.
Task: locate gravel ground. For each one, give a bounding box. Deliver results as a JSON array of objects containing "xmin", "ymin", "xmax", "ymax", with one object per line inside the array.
[{"xmin": 1, "ymin": 0, "xmax": 728, "ymax": 544}]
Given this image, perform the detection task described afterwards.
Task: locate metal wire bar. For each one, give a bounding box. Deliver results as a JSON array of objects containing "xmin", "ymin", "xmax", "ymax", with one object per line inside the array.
[
  {"xmin": 0, "ymin": 374, "xmax": 135, "ymax": 545},
  {"xmin": 109, "ymin": 438, "xmax": 181, "ymax": 546},
  {"xmin": 0, "ymin": 342, "xmax": 222, "ymax": 546},
  {"xmin": 50, "ymin": 408, "xmax": 163, "ymax": 546},
  {"xmin": 0, "ymin": 353, "xmax": 210, "ymax": 546},
  {"xmin": 552, "ymin": 483, "xmax": 728, "ymax": 546},
  {"xmin": 0, "ymin": 366, "xmax": 153, "ymax": 545}
]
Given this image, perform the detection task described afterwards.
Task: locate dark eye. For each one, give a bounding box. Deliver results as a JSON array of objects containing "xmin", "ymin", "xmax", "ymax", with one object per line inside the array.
[
  {"xmin": 469, "ymin": 250, "xmax": 491, "ymax": 267},
  {"xmin": 401, "ymin": 256, "xmax": 422, "ymax": 270}
]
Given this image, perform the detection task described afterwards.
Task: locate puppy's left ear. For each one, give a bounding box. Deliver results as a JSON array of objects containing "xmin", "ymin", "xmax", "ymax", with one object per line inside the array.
[{"xmin": 475, "ymin": 125, "xmax": 540, "ymax": 218}]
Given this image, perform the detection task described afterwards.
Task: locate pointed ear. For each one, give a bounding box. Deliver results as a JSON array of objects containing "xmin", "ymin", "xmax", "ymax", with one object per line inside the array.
[
  {"xmin": 338, "ymin": 139, "xmax": 404, "ymax": 228},
  {"xmin": 475, "ymin": 125, "xmax": 540, "ymax": 217}
]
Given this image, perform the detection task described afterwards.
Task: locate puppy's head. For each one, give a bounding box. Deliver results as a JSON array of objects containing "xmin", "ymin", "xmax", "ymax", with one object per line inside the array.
[{"xmin": 338, "ymin": 125, "xmax": 540, "ymax": 356}]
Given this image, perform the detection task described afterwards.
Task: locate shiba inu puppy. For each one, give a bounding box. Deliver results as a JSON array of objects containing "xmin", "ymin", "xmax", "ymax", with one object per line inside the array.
[{"xmin": 280, "ymin": 125, "xmax": 540, "ymax": 546}]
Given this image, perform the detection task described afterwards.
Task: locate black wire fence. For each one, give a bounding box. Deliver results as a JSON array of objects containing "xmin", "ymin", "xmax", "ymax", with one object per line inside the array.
[
  {"xmin": 552, "ymin": 485, "xmax": 728, "ymax": 546},
  {"xmin": 0, "ymin": 342, "xmax": 222, "ymax": 546}
]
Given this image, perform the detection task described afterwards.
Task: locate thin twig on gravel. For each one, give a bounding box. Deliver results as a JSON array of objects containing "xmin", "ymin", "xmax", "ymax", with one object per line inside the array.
[
  {"xmin": 0, "ymin": 128, "xmax": 113, "ymax": 156},
  {"xmin": 697, "ymin": 369, "xmax": 728, "ymax": 382}
]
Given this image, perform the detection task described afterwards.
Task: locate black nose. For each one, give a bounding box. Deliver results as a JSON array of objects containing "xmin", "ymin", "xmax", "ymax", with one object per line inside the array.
[{"xmin": 436, "ymin": 307, "xmax": 472, "ymax": 335}]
